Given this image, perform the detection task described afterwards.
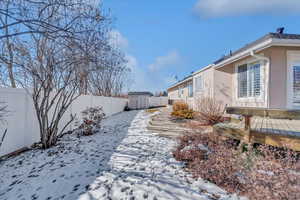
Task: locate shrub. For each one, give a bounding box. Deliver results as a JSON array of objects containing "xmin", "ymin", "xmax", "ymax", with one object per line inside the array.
[
  {"xmin": 194, "ymin": 97, "xmax": 225, "ymax": 125},
  {"xmin": 77, "ymin": 106, "xmax": 105, "ymax": 136},
  {"xmin": 171, "ymin": 101, "xmax": 194, "ymax": 119},
  {"xmin": 171, "ymin": 109, "xmax": 194, "ymax": 119},
  {"xmin": 173, "ymin": 133, "xmax": 300, "ymax": 199},
  {"xmin": 173, "ymin": 101, "xmax": 189, "ymax": 112}
]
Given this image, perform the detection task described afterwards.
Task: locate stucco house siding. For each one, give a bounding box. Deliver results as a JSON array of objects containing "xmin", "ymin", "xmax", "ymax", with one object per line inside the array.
[
  {"xmin": 265, "ymin": 46, "xmax": 300, "ymax": 108},
  {"xmin": 167, "ymin": 78, "xmax": 193, "ymax": 107},
  {"xmin": 215, "ymin": 53, "xmax": 268, "ymax": 108},
  {"xmin": 213, "ymin": 65, "xmax": 233, "ymax": 106},
  {"xmin": 215, "ymin": 46, "xmax": 300, "ymax": 109},
  {"xmin": 168, "ymin": 33, "xmax": 300, "ymax": 110}
]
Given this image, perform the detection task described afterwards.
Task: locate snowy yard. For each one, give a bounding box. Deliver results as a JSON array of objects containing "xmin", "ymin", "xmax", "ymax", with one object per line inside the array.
[{"xmin": 0, "ymin": 110, "xmax": 237, "ymax": 200}]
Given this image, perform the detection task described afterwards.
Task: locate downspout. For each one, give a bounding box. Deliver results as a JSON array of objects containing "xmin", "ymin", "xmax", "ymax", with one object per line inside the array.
[{"xmin": 250, "ymin": 51, "xmax": 271, "ymax": 108}]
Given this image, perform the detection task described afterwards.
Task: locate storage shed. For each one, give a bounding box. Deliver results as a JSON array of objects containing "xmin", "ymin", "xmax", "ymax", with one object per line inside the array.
[{"xmin": 128, "ymin": 92, "xmax": 153, "ymax": 110}]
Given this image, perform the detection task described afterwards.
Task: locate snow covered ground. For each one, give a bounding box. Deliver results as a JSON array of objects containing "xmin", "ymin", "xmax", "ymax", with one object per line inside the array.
[{"xmin": 0, "ymin": 110, "xmax": 240, "ymax": 200}]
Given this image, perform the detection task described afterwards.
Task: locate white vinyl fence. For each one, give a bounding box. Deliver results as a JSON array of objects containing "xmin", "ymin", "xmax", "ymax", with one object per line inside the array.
[
  {"xmin": 149, "ymin": 97, "xmax": 168, "ymax": 108},
  {"xmin": 0, "ymin": 87, "xmax": 128, "ymax": 157}
]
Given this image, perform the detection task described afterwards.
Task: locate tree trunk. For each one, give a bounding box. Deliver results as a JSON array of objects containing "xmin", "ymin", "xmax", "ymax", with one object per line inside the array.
[{"xmin": 7, "ymin": 62, "xmax": 16, "ymax": 88}]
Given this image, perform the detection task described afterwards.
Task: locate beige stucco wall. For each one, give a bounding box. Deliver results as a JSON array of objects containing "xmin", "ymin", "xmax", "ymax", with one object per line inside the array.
[
  {"xmin": 264, "ymin": 46, "xmax": 300, "ymax": 108},
  {"xmin": 192, "ymin": 67, "xmax": 215, "ymax": 109},
  {"xmin": 168, "ymin": 46, "xmax": 300, "ymax": 110},
  {"xmin": 168, "ymin": 89, "xmax": 178, "ymax": 100},
  {"xmin": 215, "ymin": 54, "xmax": 269, "ymax": 108},
  {"xmin": 193, "ymin": 68, "xmax": 214, "ymax": 98},
  {"xmin": 215, "ymin": 46, "xmax": 300, "ymax": 109},
  {"xmin": 167, "ymin": 80, "xmax": 193, "ymax": 107},
  {"xmin": 213, "ymin": 65, "xmax": 233, "ymax": 106}
]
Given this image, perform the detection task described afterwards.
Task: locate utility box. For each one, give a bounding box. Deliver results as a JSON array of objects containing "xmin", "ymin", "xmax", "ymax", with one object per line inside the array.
[{"xmin": 128, "ymin": 92, "xmax": 152, "ymax": 110}]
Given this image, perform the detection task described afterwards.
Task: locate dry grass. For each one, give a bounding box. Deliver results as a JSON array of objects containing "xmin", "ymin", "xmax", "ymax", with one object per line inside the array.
[{"xmin": 146, "ymin": 108, "xmax": 159, "ymax": 113}]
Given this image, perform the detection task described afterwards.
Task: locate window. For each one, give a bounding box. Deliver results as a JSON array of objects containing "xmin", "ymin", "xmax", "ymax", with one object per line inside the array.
[
  {"xmin": 195, "ymin": 76, "xmax": 203, "ymax": 92},
  {"xmin": 188, "ymin": 82, "xmax": 193, "ymax": 97},
  {"xmin": 293, "ymin": 66, "xmax": 300, "ymax": 105},
  {"xmin": 237, "ymin": 62, "xmax": 261, "ymax": 98},
  {"xmin": 238, "ymin": 64, "xmax": 247, "ymax": 98},
  {"xmin": 178, "ymin": 86, "xmax": 184, "ymax": 98}
]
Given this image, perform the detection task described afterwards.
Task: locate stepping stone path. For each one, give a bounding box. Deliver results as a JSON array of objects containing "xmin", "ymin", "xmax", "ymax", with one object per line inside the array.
[{"xmin": 147, "ymin": 107, "xmax": 196, "ymax": 138}]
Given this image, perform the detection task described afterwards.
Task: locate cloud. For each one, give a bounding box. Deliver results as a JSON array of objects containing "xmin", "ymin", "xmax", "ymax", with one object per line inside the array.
[
  {"xmin": 148, "ymin": 50, "xmax": 181, "ymax": 71},
  {"xmin": 108, "ymin": 30, "xmax": 129, "ymax": 49},
  {"xmin": 194, "ymin": 0, "xmax": 300, "ymax": 18},
  {"xmin": 107, "ymin": 30, "xmax": 180, "ymax": 92},
  {"xmin": 125, "ymin": 54, "xmax": 138, "ymax": 70}
]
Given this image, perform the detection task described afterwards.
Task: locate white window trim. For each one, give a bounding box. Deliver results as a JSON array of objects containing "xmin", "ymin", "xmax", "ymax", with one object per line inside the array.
[
  {"xmin": 188, "ymin": 82, "xmax": 193, "ymax": 97},
  {"xmin": 234, "ymin": 57, "xmax": 265, "ymax": 103},
  {"xmin": 195, "ymin": 75, "xmax": 204, "ymax": 93},
  {"xmin": 287, "ymin": 50, "xmax": 300, "ymax": 109}
]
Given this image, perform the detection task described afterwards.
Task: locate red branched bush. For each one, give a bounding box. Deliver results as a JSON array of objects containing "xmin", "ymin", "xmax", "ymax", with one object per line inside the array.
[
  {"xmin": 76, "ymin": 106, "xmax": 106, "ymax": 136},
  {"xmin": 173, "ymin": 133, "xmax": 300, "ymax": 200},
  {"xmin": 194, "ymin": 97, "xmax": 225, "ymax": 125}
]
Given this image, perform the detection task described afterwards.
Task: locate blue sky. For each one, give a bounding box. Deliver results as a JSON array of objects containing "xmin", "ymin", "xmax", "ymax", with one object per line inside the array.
[{"xmin": 103, "ymin": 0, "xmax": 300, "ymax": 93}]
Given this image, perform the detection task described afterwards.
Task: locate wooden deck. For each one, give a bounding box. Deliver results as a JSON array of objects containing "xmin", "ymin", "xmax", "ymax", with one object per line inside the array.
[{"xmin": 214, "ymin": 117, "xmax": 300, "ymax": 151}]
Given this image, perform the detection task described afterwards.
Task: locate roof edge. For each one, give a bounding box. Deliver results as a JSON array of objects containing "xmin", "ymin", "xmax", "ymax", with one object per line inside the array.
[
  {"xmin": 193, "ymin": 64, "xmax": 214, "ymax": 75},
  {"xmin": 215, "ymin": 36, "xmax": 300, "ymax": 69},
  {"xmin": 167, "ymin": 76, "xmax": 193, "ymax": 91}
]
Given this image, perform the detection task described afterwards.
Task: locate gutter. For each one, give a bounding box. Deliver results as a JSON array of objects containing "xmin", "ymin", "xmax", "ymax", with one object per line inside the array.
[
  {"xmin": 214, "ymin": 38, "xmax": 300, "ymax": 70},
  {"xmin": 193, "ymin": 64, "xmax": 214, "ymax": 76},
  {"xmin": 167, "ymin": 76, "xmax": 193, "ymax": 91},
  {"xmin": 250, "ymin": 51, "xmax": 271, "ymax": 108}
]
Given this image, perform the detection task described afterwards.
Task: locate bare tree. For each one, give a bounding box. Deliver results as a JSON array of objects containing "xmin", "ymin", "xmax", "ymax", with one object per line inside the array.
[
  {"xmin": 88, "ymin": 47, "xmax": 131, "ymax": 96},
  {"xmin": 0, "ymin": 0, "xmax": 132, "ymax": 149},
  {"xmin": 0, "ymin": 0, "xmax": 87, "ymax": 40},
  {"xmin": 17, "ymin": 35, "xmax": 83, "ymax": 148},
  {"xmin": 0, "ymin": 0, "xmax": 108, "ymax": 88}
]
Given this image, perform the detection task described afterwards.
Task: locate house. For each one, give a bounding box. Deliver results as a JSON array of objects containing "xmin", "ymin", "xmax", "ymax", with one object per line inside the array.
[
  {"xmin": 167, "ymin": 65, "xmax": 215, "ymax": 108},
  {"xmin": 168, "ymin": 29, "xmax": 300, "ymax": 110},
  {"xmin": 167, "ymin": 75, "xmax": 193, "ymax": 106},
  {"xmin": 192, "ymin": 64, "xmax": 215, "ymax": 107}
]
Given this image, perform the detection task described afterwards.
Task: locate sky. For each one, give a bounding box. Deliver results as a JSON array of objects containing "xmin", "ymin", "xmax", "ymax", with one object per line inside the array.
[{"xmin": 103, "ymin": 0, "xmax": 300, "ymax": 93}]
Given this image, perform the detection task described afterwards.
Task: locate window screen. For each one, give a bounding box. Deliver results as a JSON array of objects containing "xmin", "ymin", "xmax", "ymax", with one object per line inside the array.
[
  {"xmin": 238, "ymin": 63, "xmax": 261, "ymax": 98},
  {"xmin": 188, "ymin": 83, "xmax": 193, "ymax": 97},
  {"xmin": 238, "ymin": 64, "xmax": 248, "ymax": 98},
  {"xmin": 249, "ymin": 63, "xmax": 261, "ymax": 97},
  {"xmin": 293, "ymin": 66, "xmax": 300, "ymax": 105},
  {"xmin": 195, "ymin": 76, "xmax": 203, "ymax": 92}
]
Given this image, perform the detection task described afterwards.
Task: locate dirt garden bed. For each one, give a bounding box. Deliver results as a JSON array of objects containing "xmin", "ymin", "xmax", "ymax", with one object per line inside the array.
[{"xmin": 172, "ymin": 132, "xmax": 300, "ymax": 200}]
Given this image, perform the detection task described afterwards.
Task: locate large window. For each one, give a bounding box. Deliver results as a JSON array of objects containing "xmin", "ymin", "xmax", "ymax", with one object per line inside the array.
[
  {"xmin": 188, "ymin": 82, "xmax": 193, "ymax": 97},
  {"xmin": 178, "ymin": 86, "xmax": 184, "ymax": 98},
  {"xmin": 237, "ymin": 62, "xmax": 261, "ymax": 98},
  {"xmin": 293, "ymin": 66, "xmax": 300, "ymax": 105},
  {"xmin": 195, "ymin": 76, "xmax": 203, "ymax": 92}
]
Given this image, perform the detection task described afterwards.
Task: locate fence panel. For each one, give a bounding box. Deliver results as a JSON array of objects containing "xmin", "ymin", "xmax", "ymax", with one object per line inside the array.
[{"xmin": 0, "ymin": 88, "xmax": 128, "ymax": 157}]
